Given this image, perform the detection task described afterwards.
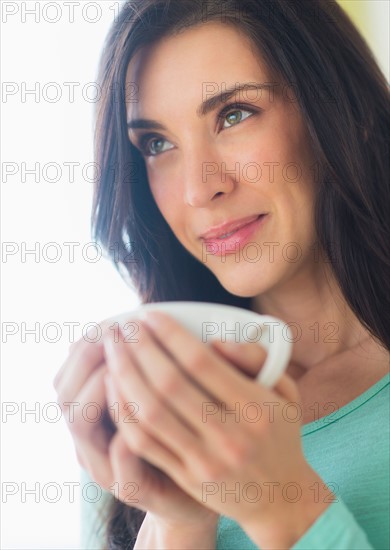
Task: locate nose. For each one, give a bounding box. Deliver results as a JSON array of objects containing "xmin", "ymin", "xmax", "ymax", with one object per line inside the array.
[{"xmin": 182, "ymin": 141, "xmax": 236, "ymax": 207}]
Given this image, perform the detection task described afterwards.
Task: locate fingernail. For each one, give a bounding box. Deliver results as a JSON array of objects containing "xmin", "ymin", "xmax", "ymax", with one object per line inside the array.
[
  {"xmin": 103, "ymin": 331, "xmax": 113, "ymax": 348},
  {"xmin": 140, "ymin": 310, "xmax": 163, "ymax": 327},
  {"xmin": 103, "ymin": 331, "xmax": 120, "ymax": 358}
]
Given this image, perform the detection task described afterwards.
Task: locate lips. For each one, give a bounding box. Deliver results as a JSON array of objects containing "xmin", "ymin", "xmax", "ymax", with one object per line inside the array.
[
  {"xmin": 200, "ymin": 214, "xmax": 264, "ymax": 240},
  {"xmin": 200, "ymin": 214, "xmax": 268, "ymax": 256}
]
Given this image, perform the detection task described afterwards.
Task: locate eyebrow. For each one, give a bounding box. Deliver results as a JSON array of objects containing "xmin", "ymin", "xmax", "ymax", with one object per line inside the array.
[
  {"xmin": 127, "ymin": 119, "xmax": 166, "ymax": 131},
  {"xmin": 197, "ymin": 82, "xmax": 274, "ymax": 117},
  {"xmin": 127, "ymin": 82, "xmax": 275, "ymax": 131}
]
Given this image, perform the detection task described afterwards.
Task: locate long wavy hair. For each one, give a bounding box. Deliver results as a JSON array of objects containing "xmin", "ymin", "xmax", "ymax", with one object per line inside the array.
[{"xmin": 91, "ymin": 0, "xmax": 390, "ymax": 547}]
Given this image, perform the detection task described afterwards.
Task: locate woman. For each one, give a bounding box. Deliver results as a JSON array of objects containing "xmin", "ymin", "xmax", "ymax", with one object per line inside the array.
[{"xmin": 54, "ymin": 0, "xmax": 389, "ymax": 548}]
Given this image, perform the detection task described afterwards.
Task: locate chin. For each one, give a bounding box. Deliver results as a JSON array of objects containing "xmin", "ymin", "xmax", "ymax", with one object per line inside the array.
[{"xmin": 216, "ymin": 272, "xmax": 271, "ymax": 298}]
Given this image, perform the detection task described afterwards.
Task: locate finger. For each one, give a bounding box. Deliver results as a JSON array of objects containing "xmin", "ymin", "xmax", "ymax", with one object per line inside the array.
[
  {"xmin": 131, "ymin": 319, "xmax": 276, "ymax": 460},
  {"xmin": 122, "ymin": 324, "xmax": 271, "ymax": 464},
  {"xmin": 140, "ymin": 311, "xmax": 261, "ymax": 403},
  {"xmin": 54, "ymin": 335, "xmax": 92, "ymax": 390},
  {"xmin": 108, "ymin": 434, "xmax": 189, "ymax": 516},
  {"xmin": 108, "ymin": 433, "xmax": 147, "ymax": 508},
  {"xmin": 55, "ymin": 338, "xmax": 107, "ymax": 407},
  {"xmin": 103, "ymin": 333, "xmax": 204, "ymax": 464},
  {"xmin": 122, "ymin": 321, "xmax": 223, "ymax": 437},
  {"xmin": 273, "ymin": 373, "xmax": 301, "ymax": 403},
  {"xmin": 54, "ymin": 338, "xmax": 85, "ymax": 389},
  {"xmin": 106, "ymin": 374, "xmax": 185, "ymax": 480},
  {"xmin": 53, "ymin": 318, "xmax": 114, "ymax": 391},
  {"xmin": 69, "ymin": 366, "xmax": 114, "ymax": 488},
  {"xmin": 210, "ymin": 340, "xmax": 267, "ymax": 379}
]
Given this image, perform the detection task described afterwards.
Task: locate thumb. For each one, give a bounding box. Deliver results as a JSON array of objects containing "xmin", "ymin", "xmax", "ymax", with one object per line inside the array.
[
  {"xmin": 210, "ymin": 339, "xmax": 268, "ymax": 379},
  {"xmin": 273, "ymin": 372, "xmax": 301, "ymax": 403}
]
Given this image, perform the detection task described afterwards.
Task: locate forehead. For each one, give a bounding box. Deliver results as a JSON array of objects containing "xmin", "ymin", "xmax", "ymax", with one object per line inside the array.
[{"xmin": 125, "ymin": 22, "xmax": 271, "ymax": 118}]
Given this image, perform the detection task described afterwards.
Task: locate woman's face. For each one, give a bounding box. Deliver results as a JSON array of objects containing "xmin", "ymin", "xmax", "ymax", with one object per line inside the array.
[{"xmin": 126, "ymin": 22, "xmax": 318, "ymax": 297}]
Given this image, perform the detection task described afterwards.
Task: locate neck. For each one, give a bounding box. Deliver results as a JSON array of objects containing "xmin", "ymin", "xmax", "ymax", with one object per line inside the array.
[{"xmin": 251, "ymin": 261, "xmax": 376, "ymax": 373}]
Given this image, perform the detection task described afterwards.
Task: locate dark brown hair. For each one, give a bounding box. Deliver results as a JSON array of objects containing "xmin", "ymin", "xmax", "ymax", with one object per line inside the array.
[{"xmin": 91, "ymin": 1, "xmax": 390, "ymax": 547}]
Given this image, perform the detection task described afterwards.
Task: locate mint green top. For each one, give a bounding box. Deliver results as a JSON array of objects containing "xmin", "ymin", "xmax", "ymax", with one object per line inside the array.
[
  {"xmin": 81, "ymin": 373, "xmax": 390, "ymax": 549},
  {"xmin": 216, "ymin": 373, "xmax": 390, "ymax": 549}
]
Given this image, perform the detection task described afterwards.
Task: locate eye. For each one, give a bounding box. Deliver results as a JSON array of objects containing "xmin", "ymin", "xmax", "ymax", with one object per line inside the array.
[
  {"xmin": 222, "ymin": 109, "xmax": 253, "ymax": 129},
  {"xmin": 218, "ymin": 103, "xmax": 257, "ymax": 130},
  {"xmin": 138, "ymin": 136, "xmax": 174, "ymax": 157}
]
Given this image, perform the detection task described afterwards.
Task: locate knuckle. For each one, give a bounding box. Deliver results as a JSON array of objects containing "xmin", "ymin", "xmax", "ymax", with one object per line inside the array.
[
  {"xmin": 200, "ymin": 461, "xmax": 225, "ymax": 482},
  {"xmin": 80, "ymin": 342, "xmax": 101, "ymax": 361},
  {"xmin": 159, "ymin": 371, "xmax": 182, "ymax": 395},
  {"xmin": 187, "ymin": 346, "xmax": 209, "ymax": 375},
  {"xmin": 69, "ymin": 407, "xmax": 92, "ymax": 436},
  {"xmin": 109, "ymin": 434, "xmax": 129, "ymax": 462},
  {"xmin": 140, "ymin": 402, "xmax": 161, "ymax": 426},
  {"xmin": 71, "ymin": 417, "xmax": 89, "ymax": 439},
  {"xmin": 130, "ymin": 429, "xmax": 152, "ymax": 454},
  {"xmin": 113, "ymin": 357, "xmax": 128, "ymax": 378},
  {"xmin": 247, "ymin": 414, "xmax": 269, "ymax": 437},
  {"xmin": 224, "ymin": 439, "xmax": 253, "ymax": 468},
  {"xmin": 72, "ymin": 337, "xmax": 102, "ymax": 366}
]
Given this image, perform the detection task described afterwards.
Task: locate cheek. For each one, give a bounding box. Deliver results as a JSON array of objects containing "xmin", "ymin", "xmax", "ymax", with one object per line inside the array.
[
  {"xmin": 148, "ymin": 179, "xmax": 180, "ymax": 228},
  {"xmin": 223, "ymin": 124, "xmax": 288, "ymax": 187}
]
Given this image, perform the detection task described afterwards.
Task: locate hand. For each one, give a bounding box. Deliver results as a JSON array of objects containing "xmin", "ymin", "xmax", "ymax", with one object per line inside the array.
[
  {"xmin": 103, "ymin": 311, "xmax": 335, "ymax": 548},
  {"xmin": 53, "ymin": 330, "xmax": 219, "ymax": 535}
]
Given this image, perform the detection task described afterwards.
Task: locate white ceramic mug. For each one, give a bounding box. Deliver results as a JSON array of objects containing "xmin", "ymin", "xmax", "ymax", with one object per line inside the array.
[{"xmin": 114, "ymin": 301, "xmax": 292, "ymax": 388}]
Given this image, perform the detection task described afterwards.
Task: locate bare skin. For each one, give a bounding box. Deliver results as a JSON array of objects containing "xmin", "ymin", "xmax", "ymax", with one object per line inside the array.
[
  {"xmin": 55, "ymin": 20, "xmax": 389, "ymax": 550},
  {"xmin": 125, "ymin": 21, "xmax": 389, "ymax": 423}
]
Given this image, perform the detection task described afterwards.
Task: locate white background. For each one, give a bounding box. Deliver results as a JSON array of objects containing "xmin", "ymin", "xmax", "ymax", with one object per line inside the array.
[
  {"xmin": 1, "ymin": 2, "xmax": 139, "ymax": 548},
  {"xmin": 1, "ymin": 1, "xmax": 388, "ymax": 548}
]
